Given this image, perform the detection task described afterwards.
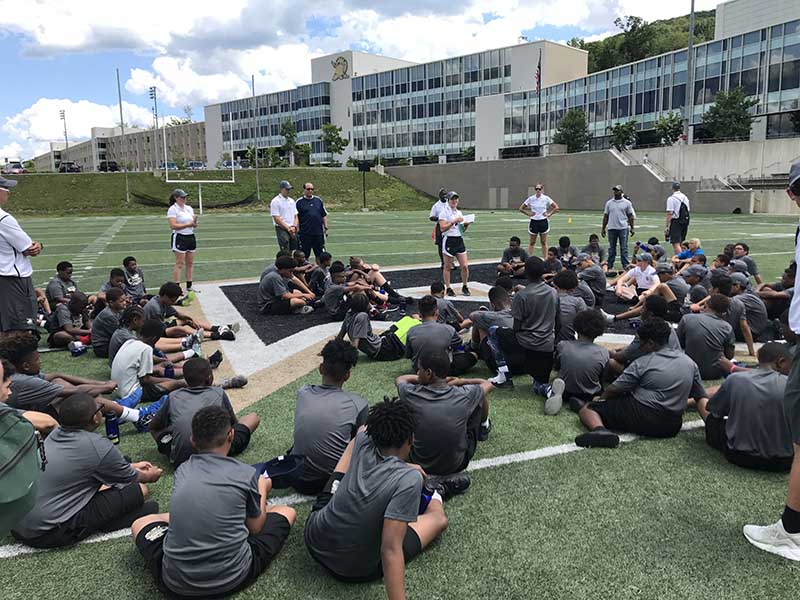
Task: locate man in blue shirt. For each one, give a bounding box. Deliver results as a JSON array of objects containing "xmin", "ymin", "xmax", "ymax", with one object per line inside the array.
[{"xmin": 296, "ymin": 182, "xmax": 328, "ymax": 260}]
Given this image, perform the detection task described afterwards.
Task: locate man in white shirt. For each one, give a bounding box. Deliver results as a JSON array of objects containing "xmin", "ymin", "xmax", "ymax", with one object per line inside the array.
[
  {"xmin": 270, "ymin": 180, "xmax": 299, "ymax": 252},
  {"xmin": 0, "ymin": 176, "xmax": 42, "ymax": 334},
  {"xmin": 518, "ymin": 183, "xmax": 559, "ymax": 258},
  {"xmin": 429, "ymin": 187, "xmax": 447, "ymax": 267},
  {"xmin": 665, "ymin": 181, "xmax": 690, "ymax": 254}
]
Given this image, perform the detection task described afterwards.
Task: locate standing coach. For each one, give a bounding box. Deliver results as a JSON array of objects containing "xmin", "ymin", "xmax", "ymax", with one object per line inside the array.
[
  {"xmin": 0, "ymin": 176, "xmax": 42, "ymax": 335},
  {"xmin": 270, "ymin": 180, "xmax": 299, "ymax": 252},
  {"xmin": 665, "ymin": 181, "xmax": 691, "ymax": 255},
  {"xmin": 296, "ymin": 181, "xmax": 328, "ymax": 260}
]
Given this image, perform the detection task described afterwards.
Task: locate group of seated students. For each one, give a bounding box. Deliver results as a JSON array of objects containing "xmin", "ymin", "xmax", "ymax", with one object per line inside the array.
[{"xmin": 4, "ymin": 231, "xmax": 796, "ymax": 599}]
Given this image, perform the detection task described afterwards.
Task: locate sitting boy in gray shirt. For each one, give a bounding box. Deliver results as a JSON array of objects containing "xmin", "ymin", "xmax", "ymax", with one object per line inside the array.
[
  {"xmin": 291, "ymin": 340, "xmax": 368, "ymax": 494},
  {"xmin": 677, "ymin": 294, "xmax": 736, "ymax": 380},
  {"xmin": 554, "ymin": 309, "xmax": 609, "ymax": 413},
  {"xmin": 553, "ymin": 270, "xmax": 587, "ymax": 343},
  {"xmin": 698, "ymin": 343, "xmax": 794, "ymax": 472},
  {"xmin": 132, "ymin": 406, "xmax": 295, "ymax": 598},
  {"xmin": 405, "ymin": 295, "xmax": 476, "ymax": 376},
  {"xmin": 91, "ymin": 288, "xmax": 126, "ymax": 358}
]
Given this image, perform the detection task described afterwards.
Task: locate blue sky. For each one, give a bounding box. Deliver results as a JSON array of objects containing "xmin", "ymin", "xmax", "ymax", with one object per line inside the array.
[{"xmin": 0, "ymin": 0, "xmax": 718, "ymax": 160}]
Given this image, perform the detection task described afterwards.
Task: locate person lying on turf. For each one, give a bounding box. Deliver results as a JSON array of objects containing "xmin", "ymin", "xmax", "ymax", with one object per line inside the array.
[
  {"xmin": 258, "ymin": 255, "xmax": 316, "ymax": 315},
  {"xmin": 553, "ymin": 308, "xmax": 609, "ymax": 413},
  {"xmin": 47, "ymin": 291, "xmax": 91, "ymax": 349},
  {"xmin": 290, "ymin": 339, "xmax": 368, "ymax": 494},
  {"xmin": 554, "ymin": 270, "xmax": 587, "ymax": 343},
  {"xmin": 497, "ymin": 236, "xmax": 529, "ymax": 277},
  {"xmin": 149, "ymin": 357, "xmax": 258, "ymax": 469},
  {"xmin": 405, "ymin": 295, "xmax": 476, "ymax": 375},
  {"xmin": 603, "ymin": 263, "xmax": 687, "ymax": 325},
  {"xmin": 396, "ymin": 349, "xmax": 492, "ymax": 474},
  {"xmin": 144, "ymin": 281, "xmax": 238, "ymax": 340},
  {"xmin": 131, "ymin": 405, "xmax": 295, "ymax": 598},
  {"xmin": 337, "ymin": 292, "xmax": 406, "ymax": 361},
  {"xmin": 0, "ymin": 358, "xmax": 58, "ymax": 436},
  {"xmin": 304, "ymin": 397, "xmax": 468, "ymax": 596},
  {"xmin": 12, "ymin": 392, "xmax": 162, "ymax": 548},
  {"xmin": 575, "ymin": 318, "xmax": 707, "ymax": 448},
  {"xmin": 0, "ymin": 334, "xmax": 117, "ymax": 414},
  {"xmin": 697, "ymin": 342, "xmax": 794, "ymax": 472}
]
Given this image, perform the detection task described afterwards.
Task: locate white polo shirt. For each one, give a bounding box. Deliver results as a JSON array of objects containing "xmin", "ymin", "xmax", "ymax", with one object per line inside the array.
[
  {"xmin": 523, "ymin": 194, "xmax": 554, "ymax": 220},
  {"xmin": 167, "ymin": 203, "xmax": 195, "ymax": 235},
  {"xmin": 666, "ymin": 191, "xmax": 690, "ymax": 217},
  {"xmin": 438, "ymin": 204, "xmax": 463, "ymax": 239},
  {"xmin": 270, "ymin": 194, "xmax": 297, "ymax": 228},
  {"xmin": 0, "ymin": 208, "xmax": 33, "ymax": 277},
  {"xmin": 429, "ymin": 200, "xmax": 447, "ymax": 220}
]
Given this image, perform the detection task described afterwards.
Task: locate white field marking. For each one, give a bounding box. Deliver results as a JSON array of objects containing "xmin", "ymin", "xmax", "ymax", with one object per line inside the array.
[
  {"xmin": 397, "ymin": 282, "xmax": 494, "ymax": 301},
  {"xmin": 67, "ymin": 218, "xmax": 129, "ymax": 275},
  {"xmin": 0, "ymin": 420, "xmax": 706, "ymax": 560}
]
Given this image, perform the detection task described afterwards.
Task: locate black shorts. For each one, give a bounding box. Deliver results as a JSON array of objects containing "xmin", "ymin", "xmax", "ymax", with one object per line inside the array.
[
  {"xmin": 136, "ymin": 513, "xmax": 291, "ymax": 597},
  {"xmin": 588, "ymin": 395, "xmax": 683, "ymax": 438},
  {"xmin": 665, "ymin": 299, "xmax": 682, "ymax": 323},
  {"xmin": 668, "ymin": 220, "xmax": 688, "ymax": 245},
  {"xmin": 489, "ymin": 327, "xmax": 554, "ymax": 384},
  {"xmin": 528, "ymin": 219, "xmax": 550, "ymax": 235},
  {"xmin": 141, "ymin": 383, "xmax": 169, "ymax": 404},
  {"xmin": 361, "ymin": 332, "xmax": 405, "ymax": 361},
  {"xmin": 262, "ymin": 298, "xmax": 293, "ymax": 315},
  {"xmin": 0, "ymin": 275, "xmax": 37, "ymax": 333},
  {"xmin": 705, "ymin": 415, "xmax": 793, "ymax": 472},
  {"xmin": 443, "ymin": 236, "xmax": 466, "ymax": 258},
  {"xmin": 159, "ymin": 423, "xmax": 251, "ymax": 463},
  {"xmin": 785, "ymin": 356, "xmax": 800, "ymax": 444},
  {"xmin": 15, "ymin": 483, "xmax": 157, "ymax": 548},
  {"xmin": 171, "ymin": 233, "xmax": 197, "ymax": 253}
]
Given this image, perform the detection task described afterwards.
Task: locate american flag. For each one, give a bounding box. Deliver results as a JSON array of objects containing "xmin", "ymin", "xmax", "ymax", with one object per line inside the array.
[{"xmin": 535, "ymin": 49, "xmax": 542, "ymax": 93}]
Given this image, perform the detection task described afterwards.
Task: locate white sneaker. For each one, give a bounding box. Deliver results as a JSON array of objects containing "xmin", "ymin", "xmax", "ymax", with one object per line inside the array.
[
  {"xmin": 544, "ymin": 378, "xmax": 565, "ymax": 416},
  {"xmin": 743, "ymin": 519, "xmax": 800, "ymax": 561},
  {"xmin": 228, "ymin": 322, "xmax": 241, "ymax": 333},
  {"xmin": 300, "ymin": 305, "xmax": 314, "ymax": 314},
  {"xmin": 600, "ymin": 309, "xmax": 615, "ymax": 325}
]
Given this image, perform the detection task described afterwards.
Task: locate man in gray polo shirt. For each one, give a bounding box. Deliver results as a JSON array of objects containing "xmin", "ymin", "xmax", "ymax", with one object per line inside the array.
[
  {"xmin": 12, "ymin": 393, "xmax": 161, "ymax": 548},
  {"xmin": 576, "ymin": 318, "xmax": 707, "ymax": 448},
  {"xmin": 601, "ymin": 185, "xmax": 635, "ymax": 270},
  {"xmin": 290, "ymin": 340, "xmax": 368, "ymax": 494},
  {"xmin": 677, "ymin": 294, "xmax": 736, "ymax": 380},
  {"xmin": 396, "ymin": 350, "xmax": 492, "ymax": 475},
  {"xmin": 405, "ymin": 295, "xmax": 476, "ymax": 375}
]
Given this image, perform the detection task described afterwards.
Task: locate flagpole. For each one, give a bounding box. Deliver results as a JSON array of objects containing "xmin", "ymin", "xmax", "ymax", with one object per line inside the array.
[{"xmin": 537, "ymin": 48, "xmax": 542, "ymax": 152}]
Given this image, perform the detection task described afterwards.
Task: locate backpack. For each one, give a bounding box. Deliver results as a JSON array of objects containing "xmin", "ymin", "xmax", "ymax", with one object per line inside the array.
[
  {"xmin": 0, "ymin": 406, "xmax": 45, "ymax": 537},
  {"xmin": 675, "ymin": 198, "xmax": 690, "ymax": 226}
]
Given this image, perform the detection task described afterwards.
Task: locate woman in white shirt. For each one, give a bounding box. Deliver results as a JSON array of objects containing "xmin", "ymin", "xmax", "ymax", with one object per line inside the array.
[
  {"xmin": 167, "ymin": 189, "xmax": 198, "ymax": 295},
  {"xmin": 518, "ymin": 183, "xmax": 559, "ymax": 258},
  {"xmin": 614, "ymin": 253, "xmax": 657, "ymax": 301},
  {"xmin": 438, "ymin": 191, "xmax": 471, "ymax": 296}
]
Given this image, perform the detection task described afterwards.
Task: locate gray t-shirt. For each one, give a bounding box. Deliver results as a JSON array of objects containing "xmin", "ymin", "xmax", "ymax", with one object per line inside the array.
[
  {"xmin": 91, "ymin": 306, "xmax": 120, "ymax": 357},
  {"xmin": 143, "ymin": 296, "xmax": 177, "ymax": 322},
  {"xmin": 398, "ymin": 381, "xmax": 484, "ymax": 475},
  {"xmin": 707, "ymin": 368, "xmax": 793, "ymax": 459},
  {"xmin": 613, "ymin": 348, "xmax": 706, "ymax": 414},
  {"xmin": 123, "ymin": 267, "xmax": 146, "ymax": 298},
  {"xmin": 435, "ymin": 297, "xmax": 459, "ymax": 325},
  {"xmin": 405, "ymin": 320, "xmax": 461, "ymax": 370},
  {"xmin": 162, "ymin": 453, "xmax": 261, "ymax": 596},
  {"xmin": 665, "ymin": 276, "xmax": 690, "ymax": 306},
  {"xmin": 46, "ymin": 276, "xmax": 77, "ymax": 306},
  {"xmin": 574, "ymin": 281, "xmax": 596, "ymax": 308},
  {"xmin": 737, "ymin": 291, "xmax": 769, "ymax": 339},
  {"xmin": 292, "ymin": 384, "xmax": 369, "ymax": 484},
  {"xmin": 619, "ymin": 327, "xmax": 681, "ymax": 364},
  {"xmin": 108, "ymin": 327, "xmax": 137, "ymax": 366},
  {"xmin": 340, "ymin": 311, "xmax": 381, "ymax": 357},
  {"xmin": 471, "ymin": 308, "xmax": 513, "ymax": 332},
  {"xmin": 677, "ymin": 312, "xmax": 736, "ymax": 380},
  {"xmin": 257, "ymin": 271, "xmax": 290, "ymax": 311},
  {"xmin": 739, "ymin": 255, "xmax": 759, "ymax": 277},
  {"xmin": 501, "ymin": 247, "xmax": 529, "ymax": 265},
  {"xmin": 580, "ymin": 244, "xmax": 607, "ymax": 265},
  {"xmin": 322, "ymin": 284, "xmax": 347, "ymax": 317},
  {"xmin": 12, "ymin": 427, "xmax": 136, "ymax": 539},
  {"xmin": 50, "ymin": 303, "xmax": 83, "ymax": 331},
  {"xmin": 556, "ymin": 293, "xmax": 587, "ymax": 343},
  {"xmin": 578, "ymin": 264, "xmax": 606, "ymax": 299},
  {"xmin": 307, "ymin": 267, "xmax": 329, "ymax": 297},
  {"xmin": 556, "ymin": 339, "xmax": 609, "ymax": 397},
  {"xmin": 512, "ymin": 281, "xmax": 558, "ymax": 352},
  {"xmin": 7, "ymin": 373, "xmax": 62, "ymax": 412},
  {"xmin": 154, "ymin": 386, "xmax": 235, "ymax": 467},
  {"xmin": 603, "ymin": 197, "xmax": 635, "ymax": 230},
  {"xmin": 304, "ymin": 432, "xmax": 423, "ymax": 579}
]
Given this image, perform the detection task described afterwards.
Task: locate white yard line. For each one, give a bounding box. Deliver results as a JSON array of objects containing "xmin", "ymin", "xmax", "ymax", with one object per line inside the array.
[{"xmin": 0, "ymin": 420, "xmax": 705, "ymax": 560}]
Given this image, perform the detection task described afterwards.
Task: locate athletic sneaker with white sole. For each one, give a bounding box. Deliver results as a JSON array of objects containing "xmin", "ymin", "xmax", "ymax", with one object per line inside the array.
[
  {"xmin": 743, "ymin": 519, "xmax": 800, "ymax": 561},
  {"xmin": 600, "ymin": 309, "xmax": 615, "ymax": 324},
  {"xmin": 220, "ymin": 375, "xmax": 248, "ymax": 389},
  {"xmin": 300, "ymin": 305, "xmax": 314, "ymax": 314},
  {"xmin": 544, "ymin": 378, "xmax": 565, "ymax": 415}
]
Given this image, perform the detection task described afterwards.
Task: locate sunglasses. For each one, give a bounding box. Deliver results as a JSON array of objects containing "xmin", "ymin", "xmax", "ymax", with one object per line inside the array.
[
  {"xmin": 305, "ymin": 187, "xmax": 314, "ymax": 191},
  {"xmin": 535, "ymin": 187, "xmax": 543, "ymax": 190}
]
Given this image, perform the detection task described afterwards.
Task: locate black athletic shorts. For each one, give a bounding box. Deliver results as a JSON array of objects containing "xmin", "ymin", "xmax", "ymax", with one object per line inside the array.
[
  {"xmin": 171, "ymin": 233, "xmax": 196, "ymax": 253},
  {"xmin": 361, "ymin": 332, "xmax": 405, "ymax": 361},
  {"xmin": 16, "ymin": 483, "xmax": 157, "ymax": 548},
  {"xmin": 0, "ymin": 275, "xmax": 37, "ymax": 333},
  {"xmin": 443, "ymin": 236, "xmax": 466, "ymax": 258},
  {"xmin": 705, "ymin": 414, "xmax": 793, "ymax": 472},
  {"xmin": 141, "ymin": 383, "xmax": 169, "ymax": 404},
  {"xmin": 262, "ymin": 298, "xmax": 293, "ymax": 315},
  {"xmin": 785, "ymin": 356, "xmax": 800, "ymax": 444},
  {"xmin": 668, "ymin": 220, "xmax": 688, "ymax": 245},
  {"xmin": 136, "ymin": 512, "xmax": 291, "ymax": 597},
  {"xmin": 159, "ymin": 423, "xmax": 251, "ymax": 463},
  {"xmin": 588, "ymin": 394, "xmax": 683, "ymax": 438},
  {"xmin": 528, "ymin": 218, "xmax": 550, "ymax": 235}
]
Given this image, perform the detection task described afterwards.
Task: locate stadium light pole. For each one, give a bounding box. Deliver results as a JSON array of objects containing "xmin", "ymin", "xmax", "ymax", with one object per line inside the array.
[
  {"xmin": 59, "ymin": 110, "xmax": 69, "ymax": 161},
  {"xmin": 251, "ymin": 74, "xmax": 261, "ymax": 202},
  {"xmin": 116, "ymin": 68, "xmax": 131, "ymax": 203},
  {"xmin": 149, "ymin": 86, "xmax": 160, "ymax": 170},
  {"xmin": 683, "ymin": 0, "xmax": 696, "ymax": 143}
]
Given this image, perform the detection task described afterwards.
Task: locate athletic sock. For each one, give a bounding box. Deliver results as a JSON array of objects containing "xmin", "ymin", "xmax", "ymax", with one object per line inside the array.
[
  {"xmin": 481, "ymin": 418, "xmax": 490, "ymax": 428},
  {"xmin": 782, "ymin": 505, "xmax": 800, "ymax": 534},
  {"xmin": 182, "ymin": 349, "xmax": 196, "ymax": 360},
  {"xmin": 186, "ymin": 281, "xmax": 193, "ymax": 290},
  {"xmin": 119, "ymin": 407, "xmax": 140, "ymax": 423},
  {"xmin": 431, "ymin": 491, "xmax": 443, "ymax": 504}
]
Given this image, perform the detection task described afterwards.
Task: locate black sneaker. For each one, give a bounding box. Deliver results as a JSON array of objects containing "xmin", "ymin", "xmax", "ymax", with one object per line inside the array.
[
  {"xmin": 478, "ymin": 419, "xmax": 491, "ymax": 441},
  {"xmin": 446, "ymin": 287, "xmax": 456, "ymax": 297},
  {"xmin": 461, "ymin": 286, "xmax": 471, "ymax": 296},
  {"xmin": 575, "ymin": 428, "xmax": 620, "ymax": 449},
  {"xmin": 208, "ymin": 350, "xmax": 224, "ymax": 369},
  {"xmin": 425, "ymin": 474, "xmax": 471, "ymax": 500}
]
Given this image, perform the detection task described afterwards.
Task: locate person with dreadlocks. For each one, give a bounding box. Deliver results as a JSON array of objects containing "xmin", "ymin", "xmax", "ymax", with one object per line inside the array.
[{"xmin": 304, "ymin": 397, "xmax": 469, "ymax": 599}]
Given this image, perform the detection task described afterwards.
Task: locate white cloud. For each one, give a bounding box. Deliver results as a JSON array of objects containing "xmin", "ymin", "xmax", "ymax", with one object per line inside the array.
[{"xmin": 0, "ymin": 142, "xmax": 24, "ymax": 162}]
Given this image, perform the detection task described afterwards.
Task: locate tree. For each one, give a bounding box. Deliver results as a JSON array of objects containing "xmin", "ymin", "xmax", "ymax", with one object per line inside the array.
[
  {"xmin": 245, "ymin": 145, "xmax": 258, "ymax": 165},
  {"xmin": 654, "ymin": 112, "xmax": 684, "ymax": 145},
  {"xmin": 217, "ymin": 151, "xmax": 231, "ymax": 168},
  {"xmin": 280, "ymin": 120, "xmax": 297, "ymax": 166},
  {"xmin": 295, "ymin": 143, "xmax": 311, "ymax": 166},
  {"xmin": 319, "ymin": 123, "xmax": 349, "ymax": 161},
  {"xmin": 265, "ymin": 147, "xmax": 280, "ymax": 168},
  {"xmin": 608, "ymin": 121, "xmax": 638, "ymax": 150},
  {"xmin": 552, "ymin": 109, "xmax": 590, "ymax": 153},
  {"xmin": 169, "ymin": 146, "xmax": 186, "ymax": 169},
  {"xmin": 701, "ymin": 86, "xmax": 758, "ymax": 140},
  {"xmin": 614, "ymin": 16, "xmax": 653, "ymax": 63},
  {"xmin": 567, "ymin": 37, "xmax": 586, "ymax": 50},
  {"xmin": 183, "ymin": 105, "xmax": 194, "ymax": 122}
]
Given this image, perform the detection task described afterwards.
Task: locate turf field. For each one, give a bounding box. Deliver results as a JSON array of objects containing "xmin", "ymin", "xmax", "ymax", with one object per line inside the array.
[{"xmin": 3, "ymin": 209, "xmax": 800, "ymax": 599}]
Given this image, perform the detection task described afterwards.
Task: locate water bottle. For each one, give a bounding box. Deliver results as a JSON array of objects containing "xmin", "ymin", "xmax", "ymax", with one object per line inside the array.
[
  {"xmin": 399, "ymin": 297, "xmax": 407, "ymax": 315},
  {"xmin": 105, "ymin": 413, "xmax": 120, "ymax": 445},
  {"xmin": 419, "ymin": 492, "xmax": 432, "ymax": 515}
]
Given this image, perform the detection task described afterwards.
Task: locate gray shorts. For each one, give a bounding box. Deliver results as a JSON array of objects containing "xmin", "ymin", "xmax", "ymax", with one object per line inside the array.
[
  {"xmin": 0, "ymin": 275, "xmax": 37, "ymax": 332},
  {"xmin": 275, "ymin": 226, "xmax": 299, "ymax": 252},
  {"xmin": 784, "ymin": 352, "xmax": 800, "ymax": 445}
]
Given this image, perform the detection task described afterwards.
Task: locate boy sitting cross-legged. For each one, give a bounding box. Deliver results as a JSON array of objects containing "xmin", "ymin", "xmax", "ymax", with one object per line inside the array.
[{"xmin": 132, "ymin": 405, "xmax": 296, "ymax": 598}]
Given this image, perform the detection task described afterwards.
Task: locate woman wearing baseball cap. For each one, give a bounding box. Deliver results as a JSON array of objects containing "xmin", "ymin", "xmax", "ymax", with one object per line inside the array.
[{"xmin": 167, "ymin": 189, "xmax": 198, "ymax": 299}]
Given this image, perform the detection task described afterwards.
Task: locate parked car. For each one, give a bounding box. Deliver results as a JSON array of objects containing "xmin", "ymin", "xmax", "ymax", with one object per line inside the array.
[
  {"xmin": 239, "ymin": 159, "xmax": 251, "ymax": 169},
  {"xmin": 221, "ymin": 160, "xmax": 242, "ymax": 170},
  {"xmin": 186, "ymin": 161, "xmax": 206, "ymax": 171},
  {"xmin": 98, "ymin": 160, "xmax": 119, "ymax": 172},
  {"xmin": 58, "ymin": 161, "xmax": 81, "ymax": 173},
  {"xmin": 158, "ymin": 162, "xmax": 178, "ymax": 171},
  {"xmin": 1, "ymin": 162, "xmax": 26, "ymax": 175}
]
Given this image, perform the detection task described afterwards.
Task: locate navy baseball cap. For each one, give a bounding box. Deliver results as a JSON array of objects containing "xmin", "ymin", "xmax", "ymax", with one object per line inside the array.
[
  {"xmin": 172, "ymin": 188, "xmax": 188, "ymax": 198},
  {"xmin": 0, "ymin": 175, "xmax": 18, "ymax": 189},
  {"xmin": 279, "ymin": 180, "xmax": 293, "ymax": 190},
  {"xmin": 683, "ymin": 265, "xmax": 707, "ymax": 278}
]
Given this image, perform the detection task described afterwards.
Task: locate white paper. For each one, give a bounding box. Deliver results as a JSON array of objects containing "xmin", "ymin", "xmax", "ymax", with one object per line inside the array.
[{"xmin": 462, "ymin": 214, "xmax": 476, "ymax": 224}]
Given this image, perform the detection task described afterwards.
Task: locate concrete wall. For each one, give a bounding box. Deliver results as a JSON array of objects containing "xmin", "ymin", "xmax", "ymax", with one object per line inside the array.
[
  {"xmin": 715, "ymin": 0, "xmax": 799, "ymax": 39},
  {"xmin": 628, "ymin": 138, "xmax": 800, "ymax": 183},
  {"xmin": 387, "ymin": 150, "xmax": 748, "ymax": 214},
  {"xmin": 754, "ymin": 189, "xmax": 800, "ymax": 214}
]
